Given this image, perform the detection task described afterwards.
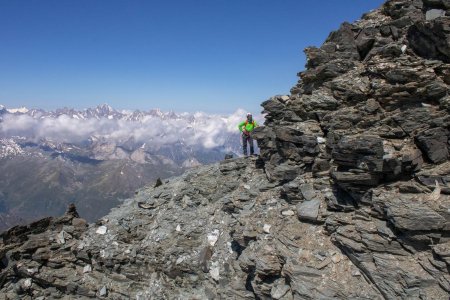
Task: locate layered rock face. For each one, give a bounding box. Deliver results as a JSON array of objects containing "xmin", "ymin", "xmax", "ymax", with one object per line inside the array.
[
  {"xmin": 253, "ymin": 0, "xmax": 450, "ymax": 297},
  {"xmin": 1, "ymin": 0, "xmax": 450, "ymax": 299}
]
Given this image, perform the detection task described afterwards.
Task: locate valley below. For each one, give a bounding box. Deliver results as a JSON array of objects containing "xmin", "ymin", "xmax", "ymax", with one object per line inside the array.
[{"xmin": 0, "ymin": 106, "xmax": 244, "ymax": 230}]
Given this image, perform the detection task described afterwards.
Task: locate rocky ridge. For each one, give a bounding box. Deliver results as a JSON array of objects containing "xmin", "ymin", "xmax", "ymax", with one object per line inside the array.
[{"xmin": 1, "ymin": 0, "xmax": 450, "ymax": 299}]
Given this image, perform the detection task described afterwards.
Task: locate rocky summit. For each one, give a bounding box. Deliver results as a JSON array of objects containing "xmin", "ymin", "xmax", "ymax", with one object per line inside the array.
[{"xmin": 1, "ymin": 0, "xmax": 450, "ymax": 299}]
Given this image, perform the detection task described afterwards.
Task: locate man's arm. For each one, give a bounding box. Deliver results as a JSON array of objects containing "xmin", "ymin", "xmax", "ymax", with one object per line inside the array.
[{"xmin": 238, "ymin": 121, "xmax": 245, "ymax": 132}]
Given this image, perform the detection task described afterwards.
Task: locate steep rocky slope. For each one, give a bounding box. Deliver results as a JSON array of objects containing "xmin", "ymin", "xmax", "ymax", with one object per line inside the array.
[{"xmin": 1, "ymin": 0, "xmax": 450, "ymax": 299}]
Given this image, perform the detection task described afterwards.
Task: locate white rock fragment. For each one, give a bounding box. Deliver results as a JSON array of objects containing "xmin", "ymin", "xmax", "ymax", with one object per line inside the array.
[
  {"xmin": 280, "ymin": 95, "xmax": 290, "ymax": 102},
  {"xmin": 263, "ymin": 224, "xmax": 272, "ymax": 233},
  {"xmin": 227, "ymin": 242, "xmax": 234, "ymax": 254},
  {"xmin": 281, "ymin": 210, "xmax": 295, "ymax": 216},
  {"xmin": 96, "ymin": 226, "xmax": 108, "ymax": 235},
  {"xmin": 401, "ymin": 45, "xmax": 407, "ymax": 53},
  {"xmin": 23, "ymin": 278, "xmax": 32, "ymax": 288},
  {"xmin": 208, "ymin": 229, "xmax": 220, "ymax": 246},
  {"xmin": 83, "ymin": 264, "xmax": 92, "ymax": 273},
  {"xmin": 99, "ymin": 286, "xmax": 107, "ymax": 297},
  {"xmin": 426, "ymin": 180, "xmax": 441, "ymax": 202},
  {"xmin": 243, "ymin": 184, "xmax": 251, "ymax": 190},
  {"xmin": 316, "ymin": 137, "xmax": 326, "ymax": 144},
  {"xmin": 209, "ymin": 262, "xmax": 220, "ymax": 281},
  {"xmin": 176, "ymin": 224, "xmax": 181, "ymax": 232},
  {"xmin": 56, "ymin": 231, "xmax": 66, "ymax": 244},
  {"xmin": 27, "ymin": 268, "xmax": 38, "ymax": 275},
  {"xmin": 176, "ymin": 257, "xmax": 185, "ymax": 265}
]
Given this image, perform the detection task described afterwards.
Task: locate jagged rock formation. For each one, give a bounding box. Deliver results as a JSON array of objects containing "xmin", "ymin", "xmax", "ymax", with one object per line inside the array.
[
  {"xmin": 1, "ymin": 0, "xmax": 450, "ymax": 299},
  {"xmin": 253, "ymin": 0, "xmax": 450, "ymax": 297}
]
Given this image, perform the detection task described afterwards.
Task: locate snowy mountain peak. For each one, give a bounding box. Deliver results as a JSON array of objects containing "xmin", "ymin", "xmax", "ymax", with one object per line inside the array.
[
  {"xmin": 95, "ymin": 103, "xmax": 115, "ymax": 114},
  {"xmin": 6, "ymin": 107, "xmax": 29, "ymax": 114},
  {"xmin": 0, "ymin": 104, "xmax": 197, "ymax": 121}
]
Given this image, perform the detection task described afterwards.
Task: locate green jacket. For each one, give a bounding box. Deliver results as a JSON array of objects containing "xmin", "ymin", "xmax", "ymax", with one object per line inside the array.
[{"xmin": 238, "ymin": 120, "xmax": 258, "ymax": 133}]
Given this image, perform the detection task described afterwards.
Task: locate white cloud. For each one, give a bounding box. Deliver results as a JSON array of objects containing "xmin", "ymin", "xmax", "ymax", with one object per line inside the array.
[{"xmin": 0, "ymin": 109, "xmax": 263, "ymax": 150}]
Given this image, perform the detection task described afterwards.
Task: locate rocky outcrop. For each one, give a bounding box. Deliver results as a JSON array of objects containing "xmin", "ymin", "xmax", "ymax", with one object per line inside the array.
[
  {"xmin": 252, "ymin": 0, "xmax": 450, "ymax": 298},
  {"xmin": 1, "ymin": 0, "xmax": 450, "ymax": 299}
]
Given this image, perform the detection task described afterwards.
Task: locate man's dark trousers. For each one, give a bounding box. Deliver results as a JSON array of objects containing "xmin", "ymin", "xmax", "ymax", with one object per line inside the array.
[{"xmin": 242, "ymin": 133, "xmax": 254, "ymax": 156}]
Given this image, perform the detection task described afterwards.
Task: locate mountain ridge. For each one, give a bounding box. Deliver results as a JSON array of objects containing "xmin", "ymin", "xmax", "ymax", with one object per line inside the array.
[
  {"xmin": 1, "ymin": 0, "xmax": 450, "ymax": 298},
  {"xmin": 0, "ymin": 103, "xmax": 248, "ymax": 122}
]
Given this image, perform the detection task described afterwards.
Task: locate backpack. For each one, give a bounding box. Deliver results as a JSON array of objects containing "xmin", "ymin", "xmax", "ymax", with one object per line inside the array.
[{"xmin": 244, "ymin": 120, "xmax": 255, "ymax": 127}]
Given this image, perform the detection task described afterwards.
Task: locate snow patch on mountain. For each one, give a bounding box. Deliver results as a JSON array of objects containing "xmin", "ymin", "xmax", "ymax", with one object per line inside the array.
[{"xmin": 0, "ymin": 139, "xmax": 24, "ymax": 158}]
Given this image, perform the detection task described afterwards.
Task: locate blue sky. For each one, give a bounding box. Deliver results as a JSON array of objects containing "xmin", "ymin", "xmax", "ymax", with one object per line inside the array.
[{"xmin": 0, "ymin": 0, "xmax": 385, "ymax": 114}]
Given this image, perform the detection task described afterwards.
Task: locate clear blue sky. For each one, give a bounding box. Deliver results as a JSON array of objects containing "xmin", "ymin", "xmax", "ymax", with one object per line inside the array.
[{"xmin": 0, "ymin": 0, "xmax": 385, "ymax": 114}]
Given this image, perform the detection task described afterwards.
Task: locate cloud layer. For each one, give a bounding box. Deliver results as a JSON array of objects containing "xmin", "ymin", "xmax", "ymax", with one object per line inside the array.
[{"xmin": 0, "ymin": 109, "xmax": 262, "ymax": 150}]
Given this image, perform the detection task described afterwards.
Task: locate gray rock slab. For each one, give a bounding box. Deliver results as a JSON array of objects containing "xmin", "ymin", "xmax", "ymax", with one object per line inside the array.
[
  {"xmin": 297, "ymin": 199, "xmax": 321, "ymax": 222},
  {"xmin": 426, "ymin": 9, "xmax": 446, "ymax": 20},
  {"xmin": 300, "ymin": 183, "xmax": 316, "ymax": 201},
  {"xmin": 386, "ymin": 200, "xmax": 446, "ymax": 231}
]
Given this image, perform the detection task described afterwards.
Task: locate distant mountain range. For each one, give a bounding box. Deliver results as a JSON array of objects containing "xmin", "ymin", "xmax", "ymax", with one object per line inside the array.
[{"xmin": 0, "ymin": 104, "xmax": 258, "ymax": 231}]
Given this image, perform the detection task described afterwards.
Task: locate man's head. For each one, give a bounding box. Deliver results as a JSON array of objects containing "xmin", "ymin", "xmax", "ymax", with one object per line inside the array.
[{"xmin": 246, "ymin": 113, "xmax": 252, "ymax": 122}]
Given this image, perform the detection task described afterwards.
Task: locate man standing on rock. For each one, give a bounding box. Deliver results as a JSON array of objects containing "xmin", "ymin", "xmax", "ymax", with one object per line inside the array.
[{"xmin": 238, "ymin": 113, "xmax": 258, "ymax": 156}]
